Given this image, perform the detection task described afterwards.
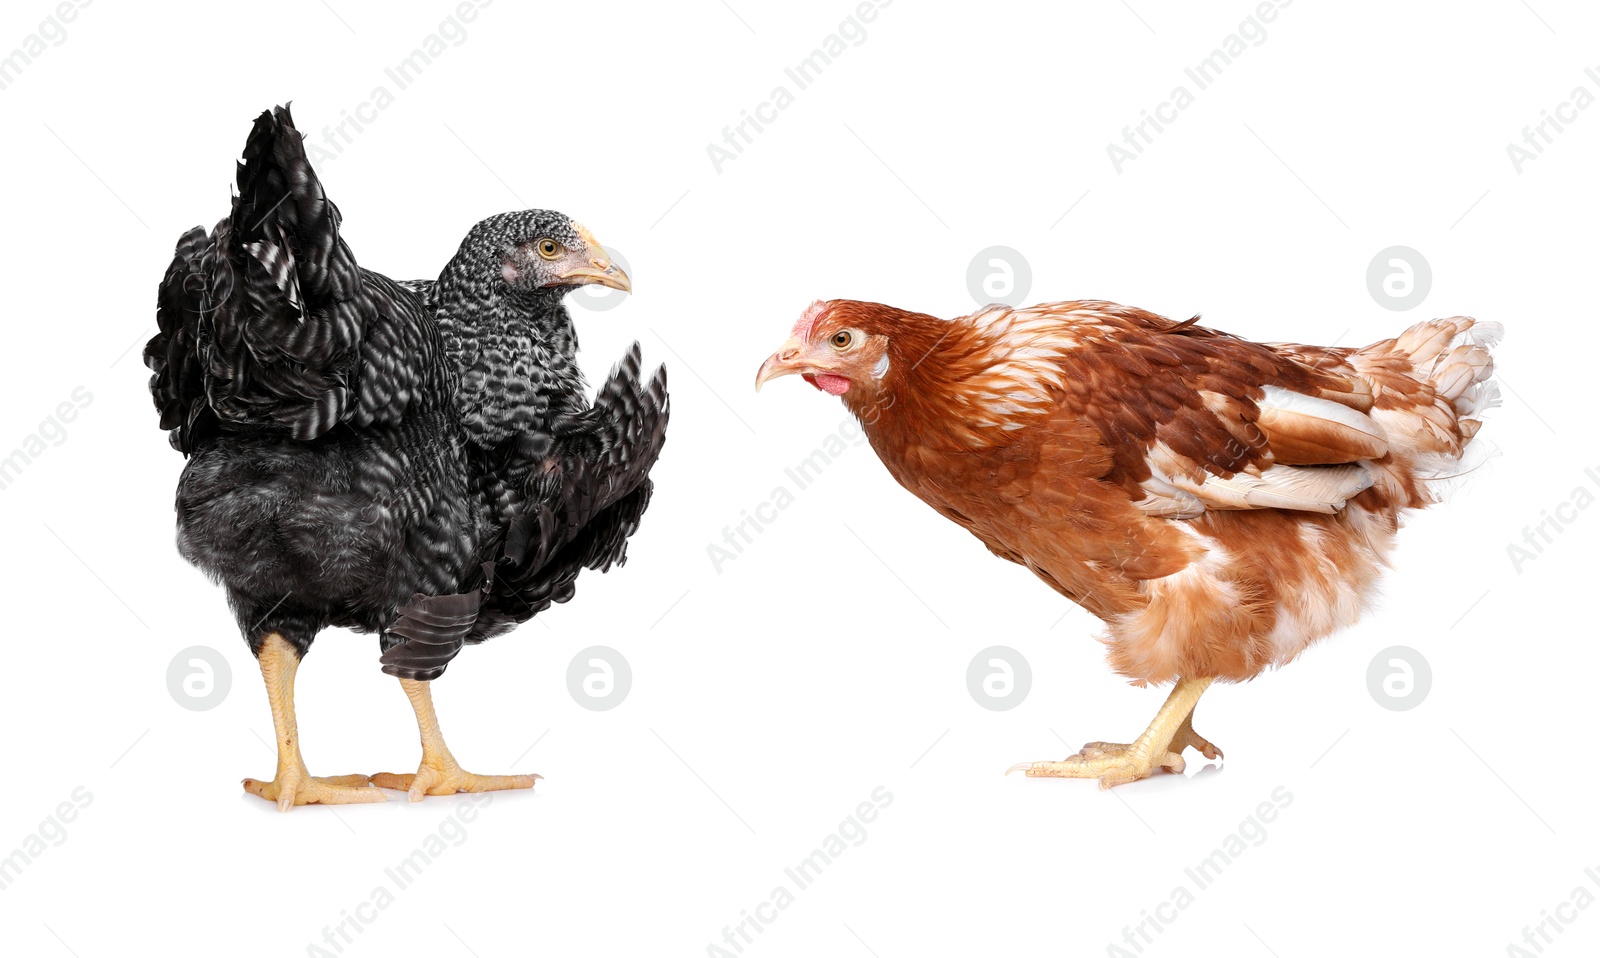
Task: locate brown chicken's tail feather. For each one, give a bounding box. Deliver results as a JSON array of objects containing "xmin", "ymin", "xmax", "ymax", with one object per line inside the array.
[
  {"xmin": 1351, "ymin": 317, "xmax": 1501, "ymax": 504},
  {"xmin": 1401, "ymin": 317, "xmax": 1501, "ymax": 415}
]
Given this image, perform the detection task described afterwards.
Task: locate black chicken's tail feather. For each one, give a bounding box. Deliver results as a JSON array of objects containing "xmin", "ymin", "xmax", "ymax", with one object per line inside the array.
[
  {"xmin": 479, "ymin": 347, "xmax": 669, "ymax": 634},
  {"xmin": 148, "ymin": 225, "xmax": 222, "ymax": 451},
  {"xmin": 473, "ymin": 481, "xmax": 656, "ymax": 641},
  {"xmin": 146, "ymin": 104, "xmax": 370, "ymax": 452},
  {"xmin": 233, "ymin": 104, "xmax": 361, "ymax": 310}
]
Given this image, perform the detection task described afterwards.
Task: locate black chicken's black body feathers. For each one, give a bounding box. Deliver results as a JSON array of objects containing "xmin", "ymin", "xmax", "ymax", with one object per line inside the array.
[
  {"xmin": 395, "ymin": 278, "xmax": 438, "ymax": 311},
  {"xmin": 380, "ymin": 353, "xmax": 669, "ymax": 677},
  {"xmin": 474, "ymin": 348, "xmax": 670, "ymax": 640},
  {"xmin": 147, "ymin": 105, "xmax": 668, "ymax": 678}
]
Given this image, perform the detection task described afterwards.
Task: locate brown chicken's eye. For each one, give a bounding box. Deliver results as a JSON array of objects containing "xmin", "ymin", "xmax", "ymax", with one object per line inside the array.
[
  {"xmin": 830, "ymin": 330, "xmax": 854, "ymax": 350},
  {"xmin": 536, "ymin": 239, "xmax": 562, "ymax": 260}
]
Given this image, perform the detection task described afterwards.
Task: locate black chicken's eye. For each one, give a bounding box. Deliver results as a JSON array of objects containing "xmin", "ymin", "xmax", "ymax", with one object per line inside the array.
[
  {"xmin": 831, "ymin": 330, "xmax": 854, "ymax": 350},
  {"xmin": 537, "ymin": 240, "xmax": 562, "ymax": 260}
]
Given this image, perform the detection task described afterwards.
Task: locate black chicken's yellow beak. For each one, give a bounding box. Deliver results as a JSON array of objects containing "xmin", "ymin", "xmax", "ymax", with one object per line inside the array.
[
  {"xmin": 754, "ymin": 338, "xmax": 806, "ymax": 392},
  {"xmin": 558, "ymin": 258, "xmax": 631, "ymax": 293}
]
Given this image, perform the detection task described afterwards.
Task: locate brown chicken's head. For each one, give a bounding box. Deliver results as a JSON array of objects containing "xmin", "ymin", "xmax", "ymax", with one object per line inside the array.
[{"xmin": 753, "ymin": 300, "xmax": 901, "ymax": 398}]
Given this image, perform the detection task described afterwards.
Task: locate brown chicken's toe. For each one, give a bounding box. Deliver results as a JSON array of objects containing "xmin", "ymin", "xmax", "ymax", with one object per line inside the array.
[
  {"xmin": 1078, "ymin": 742, "xmax": 1127, "ymax": 758},
  {"xmin": 1008, "ymin": 743, "xmax": 1185, "ymax": 788},
  {"xmin": 1168, "ymin": 714, "xmax": 1224, "ymax": 761}
]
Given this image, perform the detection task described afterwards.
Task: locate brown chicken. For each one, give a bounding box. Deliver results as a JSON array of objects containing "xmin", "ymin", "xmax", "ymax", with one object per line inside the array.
[{"xmin": 756, "ymin": 299, "xmax": 1499, "ymax": 787}]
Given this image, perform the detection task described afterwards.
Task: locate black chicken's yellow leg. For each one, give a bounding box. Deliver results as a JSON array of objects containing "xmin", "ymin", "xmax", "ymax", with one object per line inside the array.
[
  {"xmin": 242, "ymin": 634, "xmax": 386, "ymax": 810},
  {"xmin": 370, "ymin": 678, "xmax": 540, "ymax": 801},
  {"xmin": 1008, "ymin": 677, "xmax": 1223, "ymax": 788}
]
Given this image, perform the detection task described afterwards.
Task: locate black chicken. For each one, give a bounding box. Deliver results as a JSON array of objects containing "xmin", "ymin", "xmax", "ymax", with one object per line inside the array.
[{"xmin": 146, "ymin": 106, "xmax": 668, "ymax": 809}]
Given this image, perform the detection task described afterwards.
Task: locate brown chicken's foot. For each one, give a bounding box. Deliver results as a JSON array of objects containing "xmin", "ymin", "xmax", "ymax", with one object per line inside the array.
[
  {"xmin": 245, "ymin": 633, "xmax": 386, "ymax": 811},
  {"xmin": 1007, "ymin": 677, "xmax": 1219, "ymax": 789},
  {"xmin": 1007, "ymin": 741, "xmax": 1184, "ymax": 788},
  {"xmin": 370, "ymin": 678, "xmax": 540, "ymax": 802}
]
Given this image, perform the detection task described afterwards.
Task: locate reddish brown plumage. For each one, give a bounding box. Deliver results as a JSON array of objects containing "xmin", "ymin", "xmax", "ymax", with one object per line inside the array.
[{"xmin": 770, "ymin": 299, "xmax": 1499, "ymax": 685}]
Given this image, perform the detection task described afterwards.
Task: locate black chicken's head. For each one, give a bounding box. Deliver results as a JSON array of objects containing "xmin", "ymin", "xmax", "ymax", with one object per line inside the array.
[{"xmin": 453, "ymin": 210, "xmax": 630, "ymax": 298}]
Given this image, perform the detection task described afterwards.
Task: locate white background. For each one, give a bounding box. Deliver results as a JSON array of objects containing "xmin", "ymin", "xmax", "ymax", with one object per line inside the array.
[{"xmin": 0, "ymin": 1, "xmax": 1595, "ymax": 956}]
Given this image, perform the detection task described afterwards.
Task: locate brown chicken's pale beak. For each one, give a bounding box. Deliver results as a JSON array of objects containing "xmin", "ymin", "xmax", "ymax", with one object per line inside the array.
[
  {"xmin": 558, "ymin": 256, "xmax": 632, "ymax": 293},
  {"xmin": 754, "ymin": 338, "xmax": 807, "ymax": 392}
]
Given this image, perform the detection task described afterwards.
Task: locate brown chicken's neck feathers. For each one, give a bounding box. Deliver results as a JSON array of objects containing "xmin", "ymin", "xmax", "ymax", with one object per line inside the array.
[{"xmin": 838, "ymin": 300, "xmax": 1104, "ymax": 449}]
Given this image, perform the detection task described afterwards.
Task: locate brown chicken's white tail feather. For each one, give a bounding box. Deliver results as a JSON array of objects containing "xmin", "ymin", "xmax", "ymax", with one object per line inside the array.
[
  {"xmin": 1354, "ymin": 317, "xmax": 1501, "ymax": 495},
  {"xmin": 1182, "ymin": 462, "xmax": 1375, "ymax": 514},
  {"xmin": 1422, "ymin": 320, "xmax": 1501, "ymax": 452},
  {"xmin": 1256, "ymin": 385, "xmax": 1391, "ymax": 461}
]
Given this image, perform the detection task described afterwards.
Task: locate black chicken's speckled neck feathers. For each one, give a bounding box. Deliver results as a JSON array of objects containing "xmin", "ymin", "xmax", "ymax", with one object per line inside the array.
[{"xmin": 431, "ymin": 212, "xmax": 595, "ymax": 450}]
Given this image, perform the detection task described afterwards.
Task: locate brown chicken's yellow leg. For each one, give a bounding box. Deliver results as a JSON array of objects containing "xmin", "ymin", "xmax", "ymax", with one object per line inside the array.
[
  {"xmin": 241, "ymin": 634, "xmax": 386, "ymax": 811},
  {"xmin": 1008, "ymin": 677, "xmax": 1222, "ymax": 789},
  {"xmin": 370, "ymin": 678, "xmax": 540, "ymax": 802}
]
